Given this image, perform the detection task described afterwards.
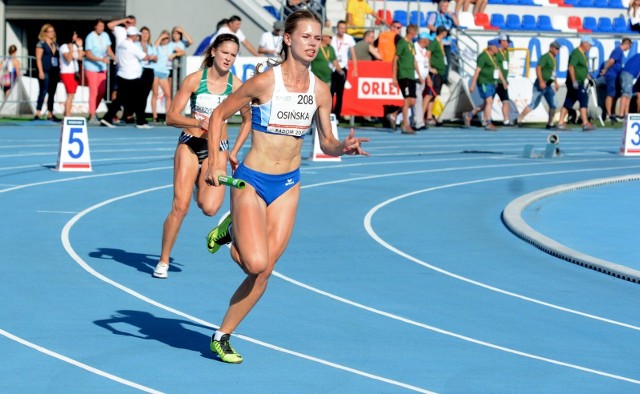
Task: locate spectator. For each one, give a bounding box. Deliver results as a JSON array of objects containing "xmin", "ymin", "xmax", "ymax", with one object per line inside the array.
[
  {"xmin": 311, "ymin": 27, "xmax": 343, "ymax": 86},
  {"xmin": 285, "ymin": 0, "xmax": 324, "ymax": 20},
  {"xmin": 107, "ymin": 16, "xmax": 136, "ymax": 47},
  {"xmin": 557, "ymin": 36, "xmax": 597, "ymax": 131},
  {"xmin": 1, "ymin": 45, "xmax": 21, "ymax": 99},
  {"xmin": 414, "ymin": 32, "xmax": 432, "ymax": 130},
  {"xmin": 258, "ymin": 20, "xmax": 283, "ymax": 58},
  {"xmin": 426, "ymin": 26, "xmax": 448, "ymax": 125},
  {"xmin": 388, "ymin": 24, "xmax": 423, "ymax": 134},
  {"xmin": 427, "ymin": 0, "xmax": 459, "ymax": 82},
  {"xmin": 100, "ymin": 26, "xmax": 151, "ymax": 129},
  {"xmin": 629, "ymin": 0, "xmax": 640, "ymax": 32},
  {"xmin": 84, "ymin": 19, "xmax": 116, "ymax": 125},
  {"xmin": 138, "ymin": 27, "xmax": 158, "ymax": 123},
  {"xmin": 170, "ymin": 26, "xmax": 193, "ymax": 88},
  {"xmin": 619, "ymin": 54, "xmax": 640, "ymax": 119},
  {"xmin": 210, "ymin": 15, "xmax": 259, "ymax": 56},
  {"xmin": 353, "ymin": 30, "xmax": 381, "ymax": 60},
  {"xmin": 376, "ymin": 20, "xmax": 402, "ymax": 62},
  {"xmin": 153, "ymin": 30, "xmax": 178, "ymax": 123},
  {"xmin": 330, "ymin": 20, "xmax": 357, "ymax": 122},
  {"xmin": 455, "ymin": 0, "xmax": 487, "ymax": 16},
  {"xmin": 34, "ymin": 23, "xmax": 61, "ymax": 121},
  {"xmin": 600, "ymin": 37, "xmax": 631, "ymax": 124},
  {"xmin": 346, "ymin": 0, "xmax": 389, "ymax": 40},
  {"xmin": 107, "ymin": 16, "xmax": 136, "ymax": 107},
  {"xmin": 495, "ymin": 33, "xmax": 513, "ymax": 125},
  {"xmin": 465, "ymin": 39, "xmax": 504, "ymax": 131},
  {"xmin": 59, "ymin": 31, "xmax": 84, "ymax": 117},
  {"xmin": 517, "ymin": 41, "xmax": 561, "ymax": 129}
]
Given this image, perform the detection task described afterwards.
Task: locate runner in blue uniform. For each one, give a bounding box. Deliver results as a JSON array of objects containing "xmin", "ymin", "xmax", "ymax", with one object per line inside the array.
[{"xmin": 203, "ymin": 10, "xmax": 370, "ymax": 363}]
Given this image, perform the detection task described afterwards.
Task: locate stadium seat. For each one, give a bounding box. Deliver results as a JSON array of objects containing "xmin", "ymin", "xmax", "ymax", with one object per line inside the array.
[
  {"xmin": 537, "ymin": 15, "xmax": 557, "ymax": 31},
  {"xmin": 457, "ymin": 11, "xmax": 477, "ymax": 29},
  {"xmin": 264, "ymin": 5, "xmax": 281, "ymax": 20},
  {"xmin": 577, "ymin": 0, "xmax": 595, "ymax": 6},
  {"xmin": 521, "ymin": 14, "xmax": 537, "ymax": 30},
  {"xmin": 610, "ymin": 0, "xmax": 626, "ymax": 8},
  {"xmin": 582, "ymin": 16, "xmax": 598, "ymax": 31},
  {"xmin": 376, "ymin": 9, "xmax": 392, "ymax": 26},
  {"xmin": 488, "ymin": 0, "xmax": 504, "ymax": 4},
  {"xmin": 552, "ymin": 15, "xmax": 569, "ymax": 31},
  {"xmin": 567, "ymin": 15, "xmax": 590, "ymax": 32},
  {"xmin": 563, "ymin": 0, "xmax": 579, "ymax": 6},
  {"xmin": 475, "ymin": 12, "xmax": 499, "ymax": 29},
  {"xmin": 502, "ymin": 0, "xmax": 518, "ymax": 4},
  {"xmin": 410, "ymin": 10, "xmax": 427, "ymax": 27},
  {"xmin": 490, "ymin": 14, "xmax": 506, "ymax": 29},
  {"xmin": 597, "ymin": 17, "xmax": 613, "ymax": 32},
  {"xmin": 594, "ymin": 0, "xmax": 609, "ymax": 6},
  {"xmin": 505, "ymin": 14, "xmax": 522, "ymax": 30},
  {"xmin": 393, "ymin": 10, "xmax": 408, "ymax": 26},
  {"xmin": 517, "ymin": 0, "xmax": 537, "ymax": 4},
  {"xmin": 613, "ymin": 16, "xmax": 631, "ymax": 32}
]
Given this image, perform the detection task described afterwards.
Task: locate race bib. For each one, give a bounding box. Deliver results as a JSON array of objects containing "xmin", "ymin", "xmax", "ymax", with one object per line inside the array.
[{"xmin": 267, "ymin": 92, "xmax": 316, "ymax": 137}]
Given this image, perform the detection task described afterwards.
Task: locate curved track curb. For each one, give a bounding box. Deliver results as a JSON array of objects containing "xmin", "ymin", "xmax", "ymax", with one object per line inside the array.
[{"xmin": 502, "ymin": 174, "xmax": 640, "ymax": 284}]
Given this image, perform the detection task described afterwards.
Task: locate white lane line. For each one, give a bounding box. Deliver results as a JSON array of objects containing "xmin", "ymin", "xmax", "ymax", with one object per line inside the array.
[
  {"xmin": 272, "ymin": 272, "xmax": 640, "ymax": 384},
  {"xmin": 0, "ymin": 328, "xmax": 162, "ymax": 393},
  {"xmin": 363, "ymin": 165, "xmax": 640, "ymax": 335},
  {"xmin": 59, "ymin": 186, "xmax": 435, "ymax": 394}
]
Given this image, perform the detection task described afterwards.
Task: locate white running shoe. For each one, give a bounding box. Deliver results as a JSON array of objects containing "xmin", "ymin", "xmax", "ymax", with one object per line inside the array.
[
  {"xmin": 153, "ymin": 262, "xmax": 169, "ymax": 279},
  {"xmin": 136, "ymin": 123, "xmax": 153, "ymax": 129}
]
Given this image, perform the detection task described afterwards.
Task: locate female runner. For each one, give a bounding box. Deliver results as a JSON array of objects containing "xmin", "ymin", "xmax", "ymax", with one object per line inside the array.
[
  {"xmin": 204, "ymin": 10, "xmax": 369, "ymax": 363},
  {"xmin": 153, "ymin": 33, "xmax": 251, "ymax": 279}
]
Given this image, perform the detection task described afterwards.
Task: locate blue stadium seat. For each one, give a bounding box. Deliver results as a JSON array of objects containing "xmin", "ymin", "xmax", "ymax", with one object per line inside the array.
[
  {"xmin": 490, "ymin": 14, "xmax": 506, "ymax": 29},
  {"xmin": 610, "ymin": 0, "xmax": 626, "ymax": 8},
  {"xmin": 577, "ymin": 0, "xmax": 595, "ymax": 7},
  {"xmin": 393, "ymin": 10, "xmax": 409, "ymax": 26},
  {"xmin": 594, "ymin": 0, "xmax": 609, "ymax": 7},
  {"xmin": 597, "ymin": 17, "xmax": 613, "ymax": 32},
  {"xmin": 264, "ymin": 5, "xmax": 281, "ymax": 20},
  {"xmin": 563, "ymin": 0, "xmax": 579, "ymax": 6},
  {"xmin": 502, "ymin": 0, "xmax": 518, "ymax": 4},
  {"xmin": 488, "ymin": 0, "xmax": 504, "ymax": 4},
  {"xmin": 517, "ymin": 0, "xmax": 537, "ymax": 4},
  {"xmin": 537, "ymin": 15, "xmax": 557, "ymax": 31},
  {"xmin": 505, "ymin": 14, "xmax": 522, "ymax": 30},
  {"xmin": 410, "ymin": 10, "xmax": 427, "ymax": 27},
  {"xmin": 613, "ymin": 16, "xmax": 630, "ymax": 32},
  {"xmin": 582, "ymin": 16, "xmax": 598, "ymax": 31},
  {"xmin": 521, "ymin": 14, "xmax": 537, "ymax": 30}
]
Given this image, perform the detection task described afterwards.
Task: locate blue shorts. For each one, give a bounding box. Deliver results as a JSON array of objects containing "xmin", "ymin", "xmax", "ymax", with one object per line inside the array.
[
  {"xmin": 620, "ymin": 71, "xmax": 635, "ymax": 98},
  {"xmin": 529, "ymin": 80, "xmax": 557, "ymax": 110},
  {"xmin": 478, "ymin": 83, "xmax": 496, "ymax": 100},
  {"xmin": 233, "ymin": 162, "xmax": 300, "ymax": 206},
  {"xmin": 604, "ymin": 74, "xmax": 618, "ymax": 97},
  {"xmin": 154, "ymin": 70, "xmax": 170, "ymax": 80},
  {"xmin": 563, "ymin": 82, "xmax": 589, "ymax": 110}
]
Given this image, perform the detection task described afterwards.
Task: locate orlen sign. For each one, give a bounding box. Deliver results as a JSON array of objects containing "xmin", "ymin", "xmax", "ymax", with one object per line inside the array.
[{"xmin": 358, "ymin": 77, "xmax": 403, "ymax": 100}]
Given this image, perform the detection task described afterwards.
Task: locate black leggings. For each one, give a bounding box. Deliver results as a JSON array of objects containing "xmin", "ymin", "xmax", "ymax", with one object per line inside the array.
[{"xmin": 36, "ymin": 67, "xmax": 60, "ymax": 112}]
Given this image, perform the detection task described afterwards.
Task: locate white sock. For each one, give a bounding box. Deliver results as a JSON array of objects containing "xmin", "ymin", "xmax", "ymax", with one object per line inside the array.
[{"xmin": 214, "ymin": 330, "xmax": 228, "ymax": 341}]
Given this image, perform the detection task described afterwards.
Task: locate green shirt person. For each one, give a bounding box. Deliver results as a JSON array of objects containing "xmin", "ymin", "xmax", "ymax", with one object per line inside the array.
[
  {"xmin": 311, "ymin": 27, "xmax": 343, "ymax": 85},
  {"xmin": 389, "ymin": 24, "xmax": 423, "ymax": 133},
  {"xmin": 558, "ymin": 36, "xmax": 597, "ymax": 131}
]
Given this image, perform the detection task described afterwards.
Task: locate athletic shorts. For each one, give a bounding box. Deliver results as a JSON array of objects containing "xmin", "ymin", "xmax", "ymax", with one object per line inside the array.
[
  {"xmin": 60, "ymin": 73, "xmax": 79, "ymax": 94},
  {"xmin": 178, "ymin": 131, "xmax": 228, "ymax": 165},
  {"xmin": 233, "ymin": 162, "xmax": 300, "ymax": 206},
  {"xmin": 429, "ymin": 73, "xmax": 443, "ymax": 96},
  {"xmin": 478, "ymin": 83, "xmax": 496, "ymax": 100},
  {"xmin": 398, "ymin": 78, "xmax": 417, "ymax": 98},
  {"xmin": 495, "ymin": 83, "xmax": 510, "ymax": 102}
]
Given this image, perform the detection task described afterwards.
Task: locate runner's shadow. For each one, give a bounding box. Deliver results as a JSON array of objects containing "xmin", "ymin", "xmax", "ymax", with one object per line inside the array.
[
  {"xmin": 88, "ymin": 247, "xmax": 181, "ymax": 276},
  {"xmin": 94, "ymin": 310, "xmax": 214, "ymax": 358}
]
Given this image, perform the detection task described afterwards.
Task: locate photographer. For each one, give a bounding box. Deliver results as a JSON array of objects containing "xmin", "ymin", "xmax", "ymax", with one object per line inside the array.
[{"xmin": 59, "ymin": 31, "xmax": 84, "ymax": 117}]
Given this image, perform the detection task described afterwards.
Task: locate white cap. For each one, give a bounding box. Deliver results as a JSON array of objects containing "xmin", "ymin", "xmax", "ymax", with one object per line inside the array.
[{"xmin": 126, "ymin": 26, "xmax": 141, "ymax": 36}]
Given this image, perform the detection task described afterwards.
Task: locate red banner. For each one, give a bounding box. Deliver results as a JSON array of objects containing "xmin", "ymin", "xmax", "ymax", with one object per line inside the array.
[{"xmin": 341, "ymin": 61, "xmax": 404, "ymax": 117}]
